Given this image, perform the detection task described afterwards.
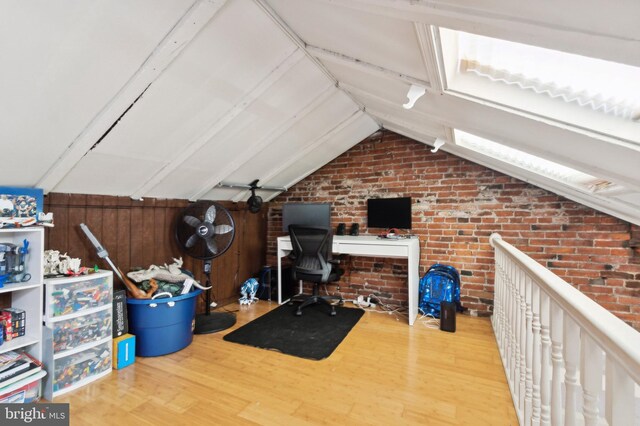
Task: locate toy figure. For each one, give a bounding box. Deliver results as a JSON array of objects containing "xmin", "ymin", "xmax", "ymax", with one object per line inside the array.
[{"xmin": 239, "ymin": 278, "xmax": 259, "ymax": 305}]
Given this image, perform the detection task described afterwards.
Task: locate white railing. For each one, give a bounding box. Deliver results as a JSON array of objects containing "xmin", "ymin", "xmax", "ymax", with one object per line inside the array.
[{"xmin": 490, "ymin": 233, "xmax": 640, "ymax": 426}]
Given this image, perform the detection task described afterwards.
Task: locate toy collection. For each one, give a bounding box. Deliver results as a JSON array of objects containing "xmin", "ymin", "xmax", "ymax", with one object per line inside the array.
[
  {"xmin": 0, "ymin": 239, "xmax": 30, "ymax": 287},
  {"xmin": 53, "ymin": 344, "xmax": 111, "ymax": 392},
  {"xmin": 43, "ymin": 250, "xmax": 83, "ymax": 277},
  {"xmin": 52, "ymin": 310, "xmax": 112, "ymax": 353},
  {"xmin": 48, "ymin": 276, "xmax": 111, "ymax": 318},
  {"xmin": 0, "ymin": 187, "xmax": 53, "ymax": 229}
]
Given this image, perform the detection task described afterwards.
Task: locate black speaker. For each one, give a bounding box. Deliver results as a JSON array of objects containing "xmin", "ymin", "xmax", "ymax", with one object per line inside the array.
[
  {"xmin": 337, "ymin": 223, "xmax": 346, "ymax": 235},
  {"xmin": 440, "ymin": 301, "xmax": 456, "ymax": 333},
  {"xmin": 350, "ymin": 223, "xmax": 359, "ymax": 236}
]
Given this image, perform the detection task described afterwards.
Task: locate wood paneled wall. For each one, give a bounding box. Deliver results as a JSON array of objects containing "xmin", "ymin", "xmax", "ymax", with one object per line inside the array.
[{"xmin": 44, "ymin": 193, "xmax": 267, "ymax": 310}]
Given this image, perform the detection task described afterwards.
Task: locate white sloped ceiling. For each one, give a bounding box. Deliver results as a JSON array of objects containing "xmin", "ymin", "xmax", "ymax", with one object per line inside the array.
[{"xmin": 1, "ymin": 0, "xmax": 639, "ymax": 225}]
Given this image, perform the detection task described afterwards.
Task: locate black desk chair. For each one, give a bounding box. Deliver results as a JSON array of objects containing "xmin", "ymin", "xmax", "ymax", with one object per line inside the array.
[{"xmin": 288, "ymin": 225, "xmax": 343, "ymax": 316}]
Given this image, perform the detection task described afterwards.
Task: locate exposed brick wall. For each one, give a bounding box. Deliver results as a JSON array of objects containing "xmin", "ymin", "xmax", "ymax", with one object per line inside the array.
[{"xmin": 266, "ymin": 130, "xmax": 640, "ymax": 330}]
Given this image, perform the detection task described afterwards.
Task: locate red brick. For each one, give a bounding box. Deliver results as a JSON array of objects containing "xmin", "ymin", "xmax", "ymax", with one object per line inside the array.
[{"xmin": 266, "ymin": 130, "xmax": 640, "ymax": 329}]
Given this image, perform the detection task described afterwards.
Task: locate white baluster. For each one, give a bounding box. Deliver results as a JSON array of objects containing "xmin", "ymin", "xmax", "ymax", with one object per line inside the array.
[
  {"xmin": 531, "ymin": 283, "xmax": 542, "ymax": 426},
  {"xmin": 513, "ymin": 265, "xmax": 522, "ymax": 400},
  {"xmin": 582, "ymin": 335, "xmax": 604, "ymax": 426},
  {"xmin": 525, "ymin": 274, "xmax": 533, "ymax": 423},
  {"xmin": 549, "ymin": 301, "xmax": 564, "ymax": 426},
  {"xmin": 519, "ymin": 267, "xmax": 527, "ymax": 415},
  {"xmin": 604, "ymin": 358, "xmax": 635, "ymax": 425},
  {"xmin": 539, "ymin": 292, "xmax": 551, "ymax": 426},
  {"xmin": 492, "ymin": 251, "xmax": 501, "ymax": 337},
  {"xmin": 563, "ymin": 316, "xmax": 581, "ymax": 425},
  {"xmin": 507, "ymin": 258, "xmax": 515, "ymax": 383},
  {"xmin": 498, "ymin": 251, "xmax": 506, "ymax": 357}
]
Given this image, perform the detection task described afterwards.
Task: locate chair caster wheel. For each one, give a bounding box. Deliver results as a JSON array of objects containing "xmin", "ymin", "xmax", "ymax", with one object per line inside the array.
[
  {"xmin": 296, "ymin": 310, "xmax": 302, "ymax": 316},
  {"xmin": 331, "ymin": 309, "xmax": 336, "ymax": 316}
]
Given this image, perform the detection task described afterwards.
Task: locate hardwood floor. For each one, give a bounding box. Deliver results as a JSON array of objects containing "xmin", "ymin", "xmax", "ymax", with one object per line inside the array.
[{"xmin": 54, "ymin": 302, "xmax": 518, "ymax": 425}]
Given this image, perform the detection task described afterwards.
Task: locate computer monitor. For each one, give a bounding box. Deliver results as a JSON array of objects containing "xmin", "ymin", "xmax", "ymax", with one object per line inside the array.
[
  {"xmin": 367, "ymin": 197, "xmax": 412, "ymax": 230},
  {"xmin": 282, "ymin": 203, "xmax": 331, "ymax": 232}
]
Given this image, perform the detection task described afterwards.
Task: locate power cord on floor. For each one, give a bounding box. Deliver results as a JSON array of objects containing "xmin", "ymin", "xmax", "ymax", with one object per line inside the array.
[
  {"xmin": 350, "ymin": 294, "xmax": 409, "ymax": 322},
  {"xmin": 417, "ymin": 312, "xmax": 440, "ymax": 329}
]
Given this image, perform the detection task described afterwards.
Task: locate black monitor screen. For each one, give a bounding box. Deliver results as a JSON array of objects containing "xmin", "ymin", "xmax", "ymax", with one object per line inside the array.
[
  {"xmin": 282, "ymin": 203, "xmax": 331, "ymax": 232},
  {"xmin": 367, "ymin": 197, "xmax": 412, "ymax": 229}
]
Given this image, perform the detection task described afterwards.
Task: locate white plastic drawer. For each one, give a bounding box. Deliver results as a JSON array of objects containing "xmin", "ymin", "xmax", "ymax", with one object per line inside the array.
[
  {"xmin": 51, "ymin": 307, "xmax": 112, "ymax": 354},
  {"xmin": 52, "ymin": 340, "xmax": 111, "ymax": 394},
  {"xmin": 44, "ymin": 272, "xmax": 112, "ymax": 320}
]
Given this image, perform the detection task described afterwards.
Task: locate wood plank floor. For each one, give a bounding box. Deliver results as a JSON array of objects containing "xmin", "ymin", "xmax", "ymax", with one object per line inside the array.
[{"xmin": 54, "ymin": 302, "xmax": 518, "ymax": 425}]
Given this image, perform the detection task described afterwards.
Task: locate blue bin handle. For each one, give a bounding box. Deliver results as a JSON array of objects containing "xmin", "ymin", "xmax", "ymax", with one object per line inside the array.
[{"xmin": 149, "ymin": 292, "xmax": 175, "ymax": 308}]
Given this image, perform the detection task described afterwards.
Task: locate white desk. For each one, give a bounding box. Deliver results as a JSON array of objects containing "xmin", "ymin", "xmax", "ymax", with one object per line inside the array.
[{"xmin": 276, "ymin": 235, "xmax": 420, "ymax": 325}]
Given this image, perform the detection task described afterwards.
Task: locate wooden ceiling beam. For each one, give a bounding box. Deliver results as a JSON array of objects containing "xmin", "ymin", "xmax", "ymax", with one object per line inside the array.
[{"xmin": 306, "ymin": 45, "xmax": 432, "ymax": 90}]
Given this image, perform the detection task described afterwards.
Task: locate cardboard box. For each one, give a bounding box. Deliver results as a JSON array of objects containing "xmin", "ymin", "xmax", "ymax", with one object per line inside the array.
[
  {"xmin": 1, "ymin": 308, "xmax": 26, "ymax": 338},
  {"xmin": 112, "ymin": 290, "xmax": 128, "ymax": 338},
  {"xmin": 113, "ymin": 334, "xmax": 135, "ymax": 370},
  {"xmin": 0, "ymin": 187, "xmax": 43, "ymax": 218}
]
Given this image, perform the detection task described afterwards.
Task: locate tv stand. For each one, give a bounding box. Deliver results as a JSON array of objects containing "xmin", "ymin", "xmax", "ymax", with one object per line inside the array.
[{"xmin": 276, "ymin": 235, "xmax": 421, "ymax": 325}]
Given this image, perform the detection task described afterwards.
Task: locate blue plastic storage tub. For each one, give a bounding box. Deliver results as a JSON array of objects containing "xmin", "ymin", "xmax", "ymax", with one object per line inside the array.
[{"xmin": 127, "ymin": 289, "xmax": 202, "ymax": 357}]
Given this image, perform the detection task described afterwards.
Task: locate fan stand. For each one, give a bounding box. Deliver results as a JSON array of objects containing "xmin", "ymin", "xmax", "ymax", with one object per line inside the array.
[{"xmin": 193, "ymin": 259, "xmax": 236, "ymax": 334}]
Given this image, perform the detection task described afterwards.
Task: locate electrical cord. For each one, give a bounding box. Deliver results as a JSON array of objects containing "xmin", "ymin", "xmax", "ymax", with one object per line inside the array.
[{"xmin": 417, "ymin": 312, "xmax": 440, "ymax": 329}]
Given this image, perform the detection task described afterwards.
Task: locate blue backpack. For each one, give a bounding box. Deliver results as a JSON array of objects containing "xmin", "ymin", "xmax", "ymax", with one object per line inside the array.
[{"xmin": 419, "ymin": 264, "xmax": 462, "ymax": 318}]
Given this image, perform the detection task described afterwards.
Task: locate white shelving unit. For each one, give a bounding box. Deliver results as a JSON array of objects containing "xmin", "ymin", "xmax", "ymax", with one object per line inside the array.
[
  {"xmin": 42, "ymin": 270, "xmax": 113, "ymax": 400},
  {"xmin": 0, "ymin": 227, "xmax": 44, "ymax": 361},
  {"xmin": 0, "ymin": 227, "xmax": 45, "ymax": 402}
]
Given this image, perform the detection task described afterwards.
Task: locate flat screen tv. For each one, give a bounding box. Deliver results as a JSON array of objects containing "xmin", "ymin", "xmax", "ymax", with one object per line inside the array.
[
  {"xmin": 282, "ymin": 203, "xmax": 331, "ymax": 232},
  {"xmin": 367, "ymin": 197, "xmax": 412, "ymax": 230}
]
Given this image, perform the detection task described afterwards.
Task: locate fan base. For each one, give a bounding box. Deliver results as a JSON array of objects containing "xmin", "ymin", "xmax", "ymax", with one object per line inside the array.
[{"xmin": 194, "ymin": 312, "xmax": 236, "ymax": 334}]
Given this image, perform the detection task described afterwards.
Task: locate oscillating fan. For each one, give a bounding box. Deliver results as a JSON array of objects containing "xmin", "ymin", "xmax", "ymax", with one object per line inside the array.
[{"xmin": 175, "ymin": 201, "xmax": 236, "ymax": 334}]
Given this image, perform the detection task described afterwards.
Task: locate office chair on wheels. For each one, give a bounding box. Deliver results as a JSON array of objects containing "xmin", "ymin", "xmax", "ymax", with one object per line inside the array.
[{"xmin": 288, "ymin": 225, "xmax": 343, "ymax": 316}]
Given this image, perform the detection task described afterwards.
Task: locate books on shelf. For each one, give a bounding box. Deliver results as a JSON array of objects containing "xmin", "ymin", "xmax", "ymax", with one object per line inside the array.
[{"xmin": 0, "ymin": 351, "xmax": 42, "ymax": 390}]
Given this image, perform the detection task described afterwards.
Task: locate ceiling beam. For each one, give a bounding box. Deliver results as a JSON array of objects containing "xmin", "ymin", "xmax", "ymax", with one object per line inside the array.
[
  {"xmin": 233, "ymin": 109, "xmax": 365, "ymax": 202},
  {"xmin": 413, "ymin": 22, "xmax": 444, "ymax": 93},
  {"xmin": 129, "ymin": 48, "xmax": 305, "ymax": 200},
  {"xmin": 313, "ymin": 0, "xmax": 640, "ymax": 42},
  {"xmin": 311, "ymin": 0, "xmax": 640, "ymax": 67},
  {"xmin": 36, "ymin": 0, "xmax": 230, "ymax": 194},
  {"xmin": 337, "ymin": 82, "xmax": 443, "ymax": 136},
  {"xmin": 188, "ymin": 83, "xmax": 337, "ymax": 201},
  {"xmin": 306, "ymin": 45, "xmax": 432, "ymax": 89},
  {"xmin": 253, "ymin": 0, "xmax": 380, "ymax": 128}
]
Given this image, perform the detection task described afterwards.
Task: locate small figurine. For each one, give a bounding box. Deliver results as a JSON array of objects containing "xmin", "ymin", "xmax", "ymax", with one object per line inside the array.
[{"xmin": 239, "ymin": 278, "xmax": 259, "ymax": 305}]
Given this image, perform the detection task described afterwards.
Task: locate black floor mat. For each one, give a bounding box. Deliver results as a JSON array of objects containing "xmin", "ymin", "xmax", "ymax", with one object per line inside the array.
[{"xmin": 223, "ymin": 303, "xmax": 364, "ymax": 360}]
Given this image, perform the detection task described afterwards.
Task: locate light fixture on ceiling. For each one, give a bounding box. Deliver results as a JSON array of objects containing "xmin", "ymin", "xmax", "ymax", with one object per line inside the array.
[
  {"xmin": 403, "ymin": 84, "xmax": 426, "ymax": 109},
  {"xmin": 216, "ymin": 179, "xmax": 287, "ymax": 214},
  {"xmin": 431, "ymin": 138, "xmax": 446, "ymax": 153}
]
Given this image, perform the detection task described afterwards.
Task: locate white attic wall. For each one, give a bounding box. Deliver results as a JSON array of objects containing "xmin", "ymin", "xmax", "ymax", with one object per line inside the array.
[
  {"xmin": 55, "ymin": 0, "xmax": 300, "ymax": 196},
  {"xmin": 0, "ymin": 0, "xmax": 194, "ymax": 186}
]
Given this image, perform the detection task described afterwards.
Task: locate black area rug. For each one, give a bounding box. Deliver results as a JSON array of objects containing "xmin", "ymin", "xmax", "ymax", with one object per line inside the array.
[{"xmin": 223, "ymin": 303, "xmax": 364, "ymax": 360}]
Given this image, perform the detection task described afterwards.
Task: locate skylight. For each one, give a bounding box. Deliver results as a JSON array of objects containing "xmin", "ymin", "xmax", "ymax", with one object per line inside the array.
[
  {"xmin": 457, "ymin": 32, "xmax": 640, "ymax": 121},
  {"xmin": 454, "ymin": 129, "xmax": 620, "ymax": 194},
  {"xmin": 439, "ymin": 28, "xmax": 640, "ymax": 143}
]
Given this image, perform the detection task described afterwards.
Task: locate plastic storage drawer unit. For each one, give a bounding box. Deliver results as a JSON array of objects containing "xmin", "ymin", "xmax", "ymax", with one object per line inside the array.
[
  {"xmin": 51, "ymin": 340, "xmax": 112, "ymax": 396},
  {"xmin": 44, "ymin": 272, "xmax": 112, "ymax": 320},
  {"xmin": 42, "ymin": 271, "xmax": 113, "ymax": 400}
]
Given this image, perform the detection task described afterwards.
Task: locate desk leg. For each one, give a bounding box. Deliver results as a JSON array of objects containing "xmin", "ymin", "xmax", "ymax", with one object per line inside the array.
[
  {"xmin": 277, "ymin": 248, "xmax": 283, "ymax": 305},
  {"xmin": 408, "ymin": 248, "xmax": 419, "ymax": 326}
]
